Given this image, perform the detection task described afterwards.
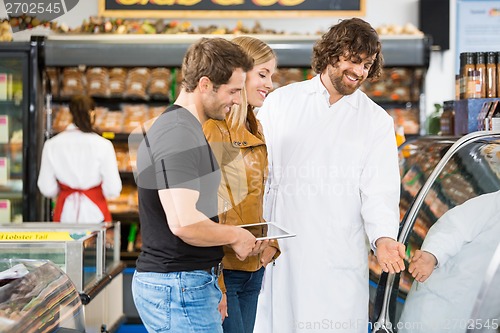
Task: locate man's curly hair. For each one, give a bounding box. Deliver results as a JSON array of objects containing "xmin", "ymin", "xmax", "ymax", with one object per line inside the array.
[{"xmin": 312, "ymin": 18, "xmax": 384, "ymax": 80}]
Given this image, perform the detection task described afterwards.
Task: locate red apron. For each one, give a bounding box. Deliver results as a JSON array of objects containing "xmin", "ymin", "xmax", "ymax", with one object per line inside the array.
[{"xmin": 53, "ymin": 182, "xmax": 112, "ymax": 222}]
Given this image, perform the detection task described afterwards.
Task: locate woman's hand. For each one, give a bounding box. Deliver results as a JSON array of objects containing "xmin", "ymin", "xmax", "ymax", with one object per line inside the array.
[{"xmin": 260, "ymin": 246, "xmax": 278, "ymax": 267}]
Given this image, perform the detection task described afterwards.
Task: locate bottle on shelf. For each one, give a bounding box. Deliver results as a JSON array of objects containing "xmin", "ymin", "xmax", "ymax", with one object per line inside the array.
[
  {"xmin": 475, "ymin": 52, "xmax": 486, "ymax": 98},
  {"xmin": 460, "ymin": 52, "xmax": 475, "ymax": 99},
  {"xmin": 466, "ymin": 70, "xmax": 481, "ymax": 99},
  {"xmin": 440, "ymin": 100, "xmax": 455, "ymax": 136},
  {"xmin": 486, "ymin": 52, "xmax": 497, "ymax": 98},
  {"xmin": 497, "ymin": 51, "xmax": 500, "ymax": 98}
]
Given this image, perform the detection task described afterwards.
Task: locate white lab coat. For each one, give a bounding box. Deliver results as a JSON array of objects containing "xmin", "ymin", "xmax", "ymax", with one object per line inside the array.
[
  {"xmin": 398, "ymin": 191, "xmax": 500, "ymax": 333},
  {"xmin": 38, "ymin": 124, "xmax": 122, "ymax": 223},
  {"xmin": 254, "ymin": 75, "xmax": 400, "ymax": 333}
]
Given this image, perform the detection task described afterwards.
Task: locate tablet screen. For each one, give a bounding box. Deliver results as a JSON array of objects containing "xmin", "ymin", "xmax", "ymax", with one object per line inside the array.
[{"xmin": 239, "ymin": 222, "xmax": 296, "ymax": 241}]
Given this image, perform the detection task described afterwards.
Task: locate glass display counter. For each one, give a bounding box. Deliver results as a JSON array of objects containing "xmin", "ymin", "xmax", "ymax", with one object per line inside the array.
[
  {"xmin": 0, "ymin": 223, "xmax": 125, "ymax": 331},
  {"xmin": 372, "ymin": 131, "xmax": 500, "ymax": 332},
  {"xmin": 0, "ymin": 222, "xmax": 120, "ymax": 292},
  {"xmin": 0, "ymin": 259, "xmax": 85, "ymax": 333}
]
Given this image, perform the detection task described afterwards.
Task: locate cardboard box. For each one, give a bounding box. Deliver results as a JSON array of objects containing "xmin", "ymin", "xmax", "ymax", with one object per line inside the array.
[{"xmin": 455, "ymin": 98, "xmax": 500, "ymax": 135}]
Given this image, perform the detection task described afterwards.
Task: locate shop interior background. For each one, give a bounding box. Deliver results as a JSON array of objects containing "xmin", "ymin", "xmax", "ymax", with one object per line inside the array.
[{"xmin": 0, "ymin": 0, "xmax": 461, "ymax": 124}]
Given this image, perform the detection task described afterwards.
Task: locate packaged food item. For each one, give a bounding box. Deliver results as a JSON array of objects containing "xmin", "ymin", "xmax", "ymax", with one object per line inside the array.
[
  {"xmin": 280, "ymin": 68, "xmax": 304, "ymax": 86},
  {"xmin": 109, "ymin": 68, "xmax": 128, "ymax": 97},
  {"xmin": 466, "ymin": 70, "xmax": 481, "ymax": 99},
  {"xmin": 92, "ymin": 106, "xmax": 108, "ymax": 132},
  {"xmin": 107, "ymin": 184, "xmax": 138, "ymax": 213},
  {"xmin": 460, "ymin": 52, "xmax": 475, "ymax": 100},
  {"xmin": 122, "ymin": 104, "xmax": 149, "ymax": 133},
  {"xmin": 125, "ymin": 67, "xmax": 150, "ymax": 99},
  {"xmin": 113, "ymin": 143, "xmax": 131, "ymax": 172},
  {"xmin": 148, "ymin": 67, "xmax": 171, "ymax": 99},
  {"xmin": 60, "ymin": 67, "xmax": 86, "ymax": 97},
  {"xmin": 496, "ymin": 52, "xmax": 500, "ymax": 98},
  {"xmin": 52, "ymin": 105, "xmax": 71, "ymax": 132},
  {"xmin": 46, "ymin": 68, "xmax": 60, "ymax": 97},
  {"xmin": 99, "ymin": 110, "xmax": 124, "ymax": 133},
  {"xmin": 486, "ymin": 52, "xmax": 497, "ymax": 98},
  {"xmin": 86, "ymin": 67, "xmax": 109, "ymax": 97},
  {"xmin": 475, "ymin": 52, "xmax": 486, "ymax": 98},
  {"xmin": 440, "ymin": 100, "xmax": 455, "ymax": 135}
]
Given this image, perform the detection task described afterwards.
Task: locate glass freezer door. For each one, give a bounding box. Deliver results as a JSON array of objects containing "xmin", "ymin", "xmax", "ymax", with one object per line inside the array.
[{"xmin": 0, "ymin": 52, "xmax": 28, "ymax": 223}]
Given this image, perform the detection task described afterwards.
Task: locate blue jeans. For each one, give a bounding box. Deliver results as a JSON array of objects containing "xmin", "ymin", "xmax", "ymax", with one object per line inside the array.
[
  {"xmin": 222, "ymin": 267, "xmax": 265, "ymax": 333},
  {"xmin": 132, "ymin": 270, "xmax": 223, "ymax": 333}
]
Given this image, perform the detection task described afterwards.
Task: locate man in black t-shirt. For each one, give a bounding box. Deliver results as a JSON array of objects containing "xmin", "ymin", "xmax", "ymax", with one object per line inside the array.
[{"xmin": 131, "ymin": 38, "xmax": 261, "ymax": 333}]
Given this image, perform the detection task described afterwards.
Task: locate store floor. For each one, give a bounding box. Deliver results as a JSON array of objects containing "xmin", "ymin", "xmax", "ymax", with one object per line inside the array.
[{"xmin": 116, "ymin": 324, "xmax": 147, "ymax": 333}]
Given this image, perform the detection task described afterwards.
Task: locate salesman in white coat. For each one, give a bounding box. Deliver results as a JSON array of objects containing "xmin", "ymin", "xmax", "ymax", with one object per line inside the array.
[
  {"xmin": 400, "ymin": 191, "xmax": 500, "ymax": 332},
  {"xmin": 254, "ymin": 18, "xmax": 406, "ymax": 333}
]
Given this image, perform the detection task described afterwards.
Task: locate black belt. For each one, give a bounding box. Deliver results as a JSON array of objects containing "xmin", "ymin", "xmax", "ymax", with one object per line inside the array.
[{"xmin": 202, "ymin": 262, "xmax": 224, "ymax": 277}]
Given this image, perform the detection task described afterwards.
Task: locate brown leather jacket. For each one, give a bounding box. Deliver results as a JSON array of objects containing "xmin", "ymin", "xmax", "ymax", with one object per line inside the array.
[{"xmin": 203, "ymin": 111, "xmax": 280, "ymax": 292}]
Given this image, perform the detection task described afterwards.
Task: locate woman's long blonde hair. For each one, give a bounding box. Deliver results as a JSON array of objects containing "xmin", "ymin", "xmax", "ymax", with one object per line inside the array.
[{"xmin": 230, "ymin": 36, "xmax": 276, "ymax": 134}]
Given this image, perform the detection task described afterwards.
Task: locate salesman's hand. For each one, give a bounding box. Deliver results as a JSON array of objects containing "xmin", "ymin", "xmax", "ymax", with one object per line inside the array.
[
  {"xmin": 218, "ymin": 293, "xmax": 228, "ymax": 322},
  {"xmin": 375, "ymin": 237, "xmax": 406, "ymax": 274},
  {"xmin": 231, "ymin": 227, "xmax": 257, "ymax": 261}
]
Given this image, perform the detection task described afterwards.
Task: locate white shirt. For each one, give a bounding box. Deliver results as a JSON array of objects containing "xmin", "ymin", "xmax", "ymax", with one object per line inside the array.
[
  {"xmin": 38, "ymin": 124, "xmax": 122, "ymax": 223},
  {"xmin": 254, "ymin": 75, "xmax": 400, "ymax": 333}
]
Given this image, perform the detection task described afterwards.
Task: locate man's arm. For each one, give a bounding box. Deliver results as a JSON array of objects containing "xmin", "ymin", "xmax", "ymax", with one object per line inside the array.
[{"xmin": 159, "ymin": 188, "xmax": 256, "ymax": 260}]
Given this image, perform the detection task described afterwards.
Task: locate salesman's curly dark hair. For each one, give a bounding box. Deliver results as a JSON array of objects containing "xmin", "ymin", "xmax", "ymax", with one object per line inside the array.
[{"xmin": 312, "ymin": 18, "xmax": 384, "ymax": 80}]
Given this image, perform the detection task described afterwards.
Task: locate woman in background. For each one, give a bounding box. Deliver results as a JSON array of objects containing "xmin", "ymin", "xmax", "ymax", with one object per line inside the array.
[
  {"xmin": 203, "ymin": 36, "xmax": 280, "ymax": 333},
  {"xmin": 38, "ymin": 95, "xmax": 121, "ymax": 223}
]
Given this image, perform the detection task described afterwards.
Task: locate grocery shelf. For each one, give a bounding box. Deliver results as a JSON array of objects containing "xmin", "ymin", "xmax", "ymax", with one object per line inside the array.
[{"xmin": 43, "ymin": 34, "xmax": 431, "ymax": 68}]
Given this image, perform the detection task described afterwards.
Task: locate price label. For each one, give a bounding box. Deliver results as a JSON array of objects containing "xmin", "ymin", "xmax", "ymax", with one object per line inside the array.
[{"xmin": 0, "ymin": 231, "xmax": 89, "ymax": 241}]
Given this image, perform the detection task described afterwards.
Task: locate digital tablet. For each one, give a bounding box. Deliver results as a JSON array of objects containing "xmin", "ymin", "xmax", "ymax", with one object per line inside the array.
[{"xmin": 239, "ymin": 222, "xmax": 296, "ymax": 241}]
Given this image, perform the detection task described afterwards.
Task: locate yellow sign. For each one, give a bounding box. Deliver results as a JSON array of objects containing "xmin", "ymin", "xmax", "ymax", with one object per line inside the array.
[
  {"xmin": 0, "ymin": 231, "xmax": 89, "ymax": 242},
  {"xmin": 102, "ymin": 132, "xmax": 116, "ymax": 140}
]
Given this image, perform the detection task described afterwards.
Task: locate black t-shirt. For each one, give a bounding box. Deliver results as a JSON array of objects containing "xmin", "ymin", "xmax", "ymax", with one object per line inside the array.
[{"xmin": 135, "ymin": 105, "xmax": 223, "ymax": 273}]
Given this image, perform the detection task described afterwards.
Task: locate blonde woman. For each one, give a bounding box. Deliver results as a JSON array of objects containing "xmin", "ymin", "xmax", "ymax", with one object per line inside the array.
[{"xmin": 203, "ymin": 36, "xmax": 280, "ymax": 333}]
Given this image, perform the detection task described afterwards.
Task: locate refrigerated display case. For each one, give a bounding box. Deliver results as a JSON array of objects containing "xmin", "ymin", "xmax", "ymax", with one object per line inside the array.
[
  {"xmin": 0, "ymin": 259, "xmax": 85, "ymax": 333},
  {"xmin": 0, "ymin": 223, "xmax": 125, "ymax": 332},
  {"xmin": 0, "ymin": 222, "xmax": 121, "ymax": 292},
  {"xmin": 0, "ymin": 37, "xmax": 45, "ymax": 223},
  {"xmin": 372, "ymin": 131, "xmax": 500, "ymax": 333}
]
